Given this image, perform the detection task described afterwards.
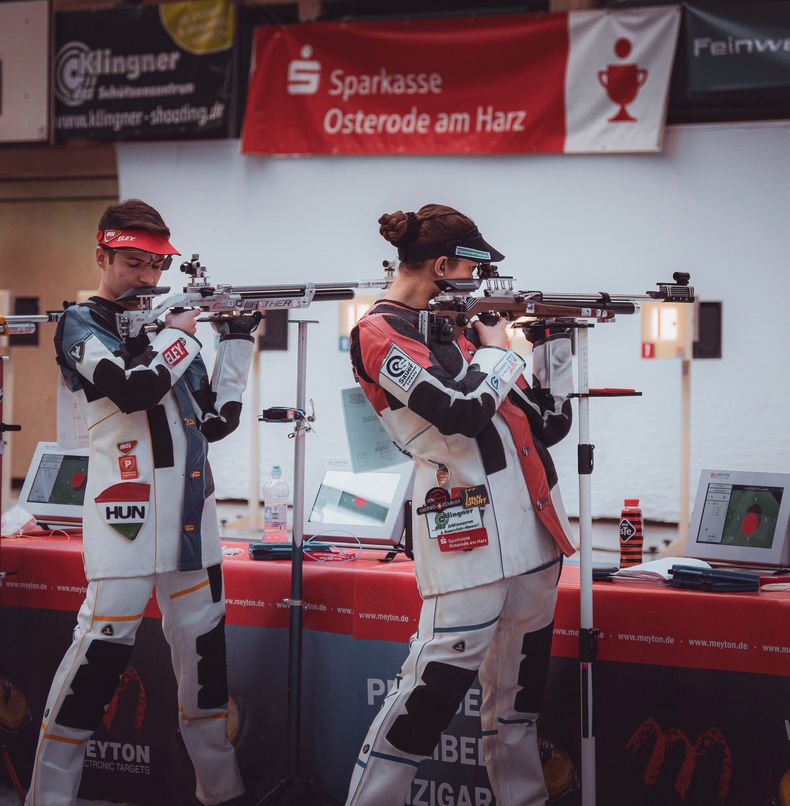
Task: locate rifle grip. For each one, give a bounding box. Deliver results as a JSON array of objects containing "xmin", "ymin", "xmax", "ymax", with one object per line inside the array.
[{"xmin": 477, "ymin": 312, "xmax": 499, "ymax": 327}]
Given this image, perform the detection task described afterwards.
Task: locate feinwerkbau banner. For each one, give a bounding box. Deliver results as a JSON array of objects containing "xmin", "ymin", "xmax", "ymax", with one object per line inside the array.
[
  {"xmin": 685, "ymin": 2, "xmax": 790, "ymax": 93},
  {"xmin": 54, "ymin": 0, "xmax": 235, "ymax": 141},
  {"xmin": 241, "ymin": 7, "xmax": 680, "ymax": 156}
]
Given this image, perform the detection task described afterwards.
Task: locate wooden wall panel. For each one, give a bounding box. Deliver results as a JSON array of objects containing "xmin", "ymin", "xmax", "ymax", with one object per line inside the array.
[{"xmin": 0, "ymin": 146, "xmax": 118, "ymax": 484}]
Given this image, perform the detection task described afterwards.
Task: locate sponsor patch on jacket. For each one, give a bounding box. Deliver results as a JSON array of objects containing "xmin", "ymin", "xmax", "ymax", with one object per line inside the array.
[
  {"xmin": 117, "ymin": 440, "xmax": 137, "ymax": 455},
  {"xmin": 487, "ymin": 350, "xmax": 524, "ymax": 393},
  {"xmin": 417, "ymin": 487, "xmax": 458, "ymax": 516},
  {"xmin": 381, "ymin": 345, "xmax": 420, "ymax": 391},
  {"xmin": 95, "ymin": 482, "xmax": 150, "ymax": 541},
  {"xmin": 417, "ymin": 484, "xmax": 488, "ymax": 515},
  {"xmin": 423, "ymin": 486, "xmax": 489, "ymax": 552},
  {"xmin": 118, "ymin": 455, "xmax": 139, "ymax": 480},
  {"xmin": 461, "ymin": 484, "xmax": 489, "ymax": 509},
  {"xmin": 162, "ymin": 338, "xmax": 188, "ymax": 367},
  {"xmin": 67, "ymin": 334, "xmax": 92, "ymax": 363}
]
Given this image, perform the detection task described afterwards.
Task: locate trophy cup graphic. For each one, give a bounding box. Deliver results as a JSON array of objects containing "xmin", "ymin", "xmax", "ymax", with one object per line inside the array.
[{"xmin": 598, "ymin": 37, "xmax": 647, "ymax": 123}]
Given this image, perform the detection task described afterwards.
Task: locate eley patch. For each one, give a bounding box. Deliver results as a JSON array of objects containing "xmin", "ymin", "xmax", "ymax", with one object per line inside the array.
[
  {"xmin": 95, "ymin": 482, "xmax": 150, "ymax": 541},
  {"xmin": 162, "ymin": 338, "xmax": 189, "ymax": 367},
  {"xmin": 381, "ymin": 345, "xmax": 420, "ymax": 391}
]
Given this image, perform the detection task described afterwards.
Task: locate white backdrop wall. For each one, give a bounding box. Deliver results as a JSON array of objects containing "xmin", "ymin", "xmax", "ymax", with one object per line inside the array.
[{"xmin": 117, "ymin": 120, "xmax": 790, "ymax": 522}]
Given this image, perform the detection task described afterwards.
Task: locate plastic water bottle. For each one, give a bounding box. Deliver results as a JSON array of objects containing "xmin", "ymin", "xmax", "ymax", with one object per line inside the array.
[
  {"xmin": 619, "ymin": 499, "xmax": 644, "ymax": 568},
  {"xmin": 263, "ymin": 465, "xmax": 289, "ymax": 541}
]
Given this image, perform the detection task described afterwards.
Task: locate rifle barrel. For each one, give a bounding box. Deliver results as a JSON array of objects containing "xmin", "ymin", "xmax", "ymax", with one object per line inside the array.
[
  {"xmin": 531, "ymin": 293, "xmax": 647, "ymax": 312},
  {"xmin": 230, "ymin": 281, "xmax": 383, "ymax": 302},
  {"xmin": 2, "ymin": 315, "xmax": 56, "ymax": 324}
]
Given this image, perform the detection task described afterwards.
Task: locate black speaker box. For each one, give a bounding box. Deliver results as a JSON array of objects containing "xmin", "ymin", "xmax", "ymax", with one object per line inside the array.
[{"xmin": 693, "ymin": 301, "xmax": 722, "ymax": 360}]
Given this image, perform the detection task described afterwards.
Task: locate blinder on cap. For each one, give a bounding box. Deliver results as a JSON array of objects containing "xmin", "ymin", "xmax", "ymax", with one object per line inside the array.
[
  {"xmin": 96, "ymin": 229, "xmax": 180, "ymax": 257},
  {"xmin": 397, "ymin": 227, "xmax": 505, "ymax": 264}
]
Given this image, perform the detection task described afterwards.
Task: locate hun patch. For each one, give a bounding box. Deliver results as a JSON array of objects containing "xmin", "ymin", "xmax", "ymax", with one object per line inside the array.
[
  {"xmin": 162, "ymin": 337, "xmax": 188, "ymax": 367},
  {"xmin": 95, "ymin": 482, "xmax": 150, "ymax": 541},
  {"xmin": 381, "ymin": 345, "xmax": 420, "ymax": 392}
]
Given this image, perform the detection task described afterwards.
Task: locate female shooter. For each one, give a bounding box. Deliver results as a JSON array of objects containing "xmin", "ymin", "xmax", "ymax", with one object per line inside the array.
[{"xmin": 346, "ymin": 204, "xmax": 576, "ymax": 806}]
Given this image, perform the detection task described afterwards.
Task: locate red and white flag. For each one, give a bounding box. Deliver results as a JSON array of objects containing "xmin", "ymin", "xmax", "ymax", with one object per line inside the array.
[{"xmin": 241, "ymin": 7, "xmax": 680, "ymax": 156}]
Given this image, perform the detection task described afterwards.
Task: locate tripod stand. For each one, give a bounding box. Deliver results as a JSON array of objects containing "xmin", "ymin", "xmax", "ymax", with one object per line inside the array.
[{"xmin": 255, "ymin": 320, "xmax": 339, "ymax": 806}]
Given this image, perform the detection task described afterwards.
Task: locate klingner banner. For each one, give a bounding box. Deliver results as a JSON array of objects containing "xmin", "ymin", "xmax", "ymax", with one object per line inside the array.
[
  {"xmin": 54, "ymin": 0, "xmax": 235, "ymax": 142},
  {"xmin": 685, "ymin": 2, "xmax": 790, "ymax": 93},
  {"xmin": 241, "ymin": 7, "xmax": 680, "ymax": 156}
]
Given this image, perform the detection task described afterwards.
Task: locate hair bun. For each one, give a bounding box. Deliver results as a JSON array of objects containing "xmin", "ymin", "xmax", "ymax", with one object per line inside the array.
[{"xmin": 379, "ymin": 210, "xmax": 419, "ymax": 246}]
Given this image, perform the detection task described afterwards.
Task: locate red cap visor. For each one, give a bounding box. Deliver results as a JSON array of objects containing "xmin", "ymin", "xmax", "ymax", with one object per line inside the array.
[{"xmin": 97, "ymin": 229, "xmax": 180, "ymax": 256}]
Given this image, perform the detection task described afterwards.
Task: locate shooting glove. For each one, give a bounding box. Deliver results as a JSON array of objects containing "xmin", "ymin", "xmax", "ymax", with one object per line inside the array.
[{"xmin": 211, "ymin": 312, "xmax": 262, "ymax": 341}]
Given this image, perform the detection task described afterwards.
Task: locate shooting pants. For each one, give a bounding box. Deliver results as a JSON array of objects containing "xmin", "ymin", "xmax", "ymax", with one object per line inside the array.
[
  {"xmin": 25, "ymin": 567, "xmax": 243, "ymax": 806},
  {"xmin": 346, "ymin": 559, "xmax": 561, "ymax": 806}
]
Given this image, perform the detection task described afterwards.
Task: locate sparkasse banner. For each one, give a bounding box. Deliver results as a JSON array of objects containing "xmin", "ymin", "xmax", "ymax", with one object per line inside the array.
[
  {"xmin": 241, "ymin": 8, "xmax": 681, "ymax": 156},
  {"xmin": 54, "ymin": 0, "xmax": 235, "ymax": 142}
]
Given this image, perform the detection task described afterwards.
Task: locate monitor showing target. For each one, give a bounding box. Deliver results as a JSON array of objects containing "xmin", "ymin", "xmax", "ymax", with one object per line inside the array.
[
  {"xmin": 18, "ymin": 442, "xmax": 89, "ymax": 528},
  {"xmin": 687, "ymin": 469, "xmax": 790, "ymax": 567}
]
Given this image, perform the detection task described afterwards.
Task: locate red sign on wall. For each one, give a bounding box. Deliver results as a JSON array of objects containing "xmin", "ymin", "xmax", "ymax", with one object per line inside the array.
[{"xmin": 242, "ymin": 8, "xmax": 680, "ymax": 156}]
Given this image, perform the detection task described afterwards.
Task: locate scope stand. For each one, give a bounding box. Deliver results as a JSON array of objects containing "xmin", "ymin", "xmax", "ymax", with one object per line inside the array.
[
  {"xmin": 255, "ymin": 321, "xmax": 339, "ymax": 806},
  {"xmin": 567, "ymin": 324, "xmax": 642, "ymax": 806}
]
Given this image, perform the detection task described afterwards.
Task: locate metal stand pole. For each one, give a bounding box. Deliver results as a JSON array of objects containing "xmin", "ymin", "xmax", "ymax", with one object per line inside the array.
[
  {"xmin": 287, "ymin": 320, "xmax": 308, "ymax": 778},
  {"xmin": 678, "ymin": 358, "xmax": 691, "ymax": 546},
  {"xmin": 256, "ymin": 320, "xmax": 338, "ymax": 806},
  {"xmin": 247, "ymin": 347, "xmax": 262, "ymax": 531},
  {"xmin": 576, "ymin": 326, "xmax": 597, "ymax": 806}
]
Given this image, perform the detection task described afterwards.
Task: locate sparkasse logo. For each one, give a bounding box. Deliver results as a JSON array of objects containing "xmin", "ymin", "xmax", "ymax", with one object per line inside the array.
[{"xmin": 287, "ymin": 45, "xmax": 321, "ymax": 95}]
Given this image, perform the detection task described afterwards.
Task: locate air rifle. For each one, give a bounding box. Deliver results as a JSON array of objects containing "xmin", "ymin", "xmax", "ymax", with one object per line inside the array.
[
  {"xmin": 115, "ymin": 254, "xmax": 393, "ymax": 340},
  {"xmin": 0, "ymin": 311, "xmax": 64, "ymax": 337},
  {"xmin": 425, "ymin": 268, "xmax": 694, "ymax": 343}
]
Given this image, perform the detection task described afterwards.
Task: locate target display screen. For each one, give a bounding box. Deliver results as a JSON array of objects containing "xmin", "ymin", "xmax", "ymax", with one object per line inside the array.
[
  {"xmin": 308, "ymin": 470, "xmax": 399, "ymax": 528},
  {"xmin": 697, "ymin": 483, "xmax": 782, "ymax": 550},
  {"xmin": 27, "ymin": 453, "xmax": 89, "ymax": 506}
]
